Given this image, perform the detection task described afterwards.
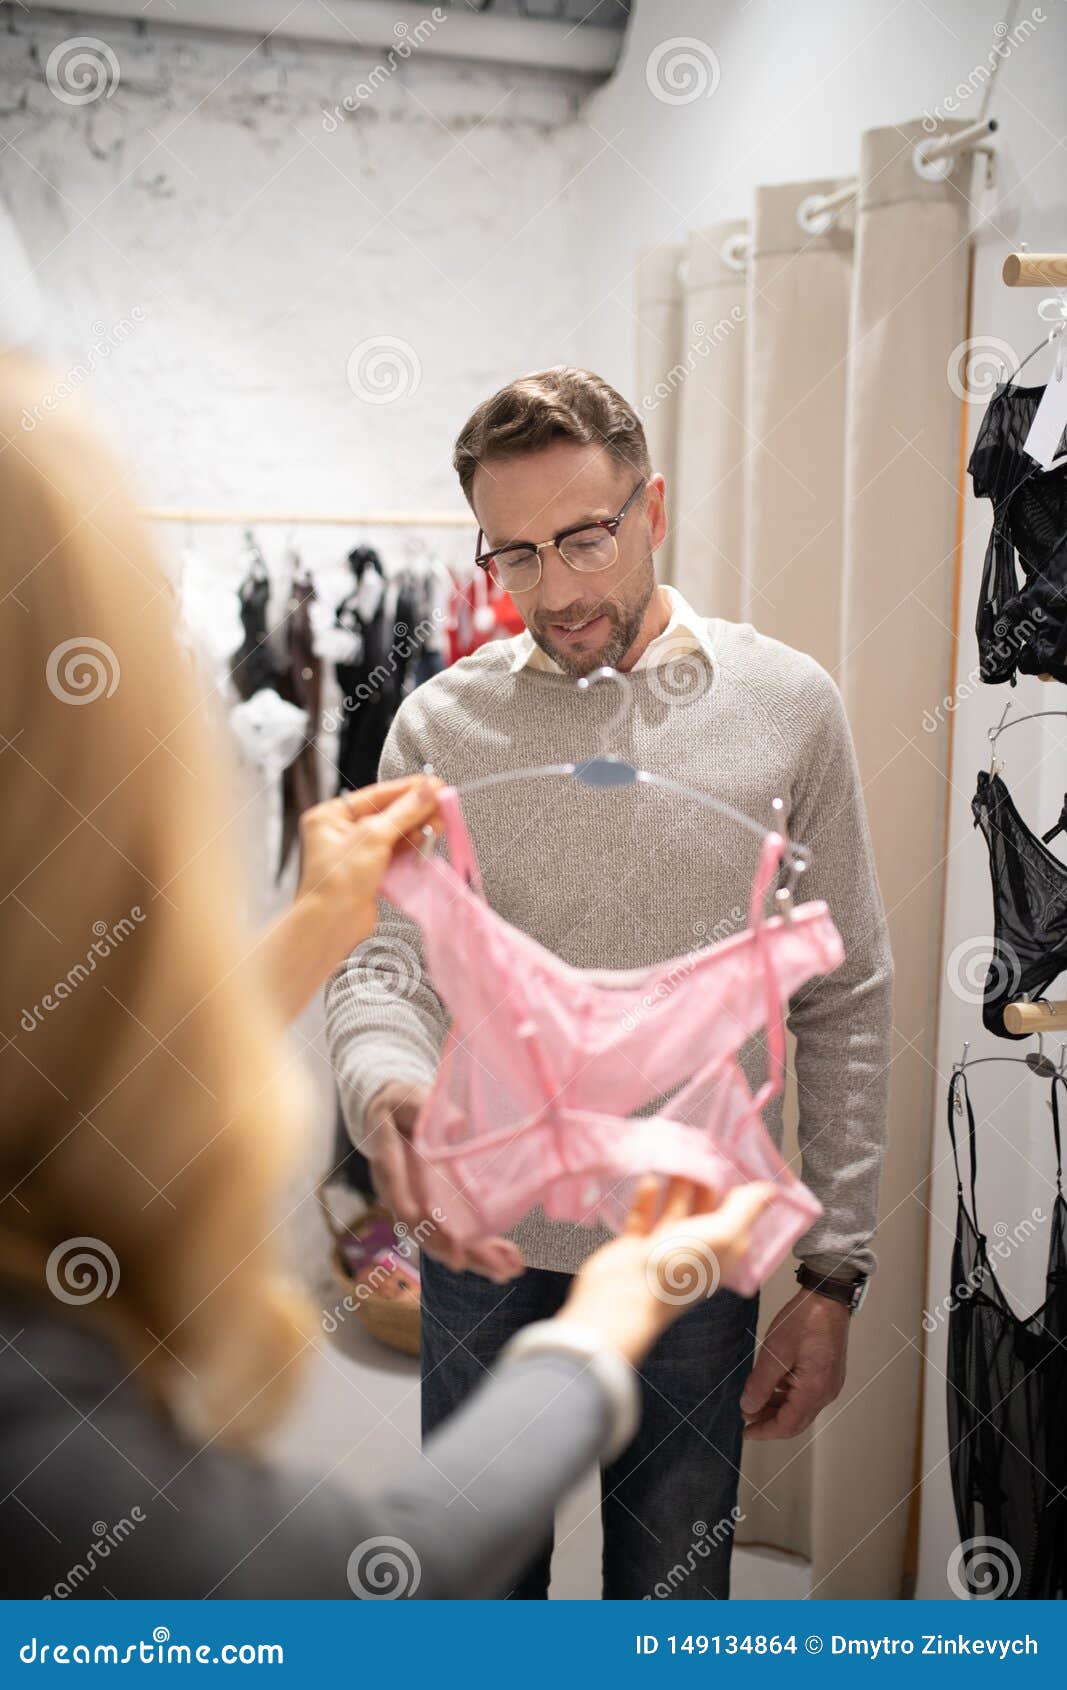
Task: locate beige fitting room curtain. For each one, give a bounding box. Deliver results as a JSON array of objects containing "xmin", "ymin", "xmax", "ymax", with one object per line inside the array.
[{"xmin": 637, "ymin": 120, "xmax": 974, "ymax": 1598}]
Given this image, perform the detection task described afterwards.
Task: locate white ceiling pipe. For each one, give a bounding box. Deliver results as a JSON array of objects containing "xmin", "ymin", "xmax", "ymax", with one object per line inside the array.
[{"xmin": 19, "ymin": 0, "xmax": 625, "ymax": 77}]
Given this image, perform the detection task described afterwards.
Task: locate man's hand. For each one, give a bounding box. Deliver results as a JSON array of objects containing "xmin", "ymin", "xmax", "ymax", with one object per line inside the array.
[
  {"xmin": 364, "ymin": 1081, "xmax": 524, "ymax": 1283},
  {"xmin": 739, "ymin": 1288, "xmax": 850, "ymax": 1440}
]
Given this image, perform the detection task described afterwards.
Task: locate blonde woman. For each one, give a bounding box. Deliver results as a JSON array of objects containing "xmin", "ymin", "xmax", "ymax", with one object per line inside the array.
[{"xmin": 0, "ymin": 352, "xmax": 772, "ymax": 1599}]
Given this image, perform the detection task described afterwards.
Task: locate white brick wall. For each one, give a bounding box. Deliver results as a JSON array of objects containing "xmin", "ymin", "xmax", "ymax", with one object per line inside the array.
[{"xmin": 0, "ymin": 9, "xmax": 596, "ymax": 510}]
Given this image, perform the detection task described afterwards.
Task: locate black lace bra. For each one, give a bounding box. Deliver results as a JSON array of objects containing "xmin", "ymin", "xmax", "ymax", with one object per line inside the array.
[{"xmin": 970, "ymin": 381, "xmax": 1067, "ymax": 686}]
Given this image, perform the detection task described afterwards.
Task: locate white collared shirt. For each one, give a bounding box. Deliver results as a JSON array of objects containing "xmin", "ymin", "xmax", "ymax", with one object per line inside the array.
[{"xmin": 506, "ymin": 584, "xmax": 716, "ymax": 674}]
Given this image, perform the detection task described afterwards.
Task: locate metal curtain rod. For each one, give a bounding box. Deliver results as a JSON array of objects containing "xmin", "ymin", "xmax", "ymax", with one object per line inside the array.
[
  {"xmin": 793, "ymin": 118, "xmax": 998, "ymax": 237},
  {"xmin": 140, "ymin": 508, "xmax": 477, "ymax": 528}
]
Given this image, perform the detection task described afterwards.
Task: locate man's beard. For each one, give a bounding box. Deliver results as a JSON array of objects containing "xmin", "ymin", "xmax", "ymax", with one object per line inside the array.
[{"xmin": 528, "ymin": 574, "xmax": 655, "ymax": 677}]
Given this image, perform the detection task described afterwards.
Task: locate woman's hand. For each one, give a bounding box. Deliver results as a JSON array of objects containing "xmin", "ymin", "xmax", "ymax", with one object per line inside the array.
[
  {"xmin": 295, "ymin": 776, "xmax": 443, "ymax": 948},
  {"xmin": 559, "ymin": 1176, "xmax": 777, "ymax": 1368},
  {"xmin": 260, "ymin": 776, "xmax": 443, "ymax": 1023}
]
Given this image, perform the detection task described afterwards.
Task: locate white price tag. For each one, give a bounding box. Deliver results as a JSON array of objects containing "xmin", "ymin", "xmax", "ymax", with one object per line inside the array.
[{"xmin": 1023, "ymin": 372, "xmax": 1067, "ymax": 470}]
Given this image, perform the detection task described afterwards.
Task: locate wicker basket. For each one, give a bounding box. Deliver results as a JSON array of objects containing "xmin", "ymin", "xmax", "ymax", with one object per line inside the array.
[{"xmin": 317, "ymin": 1182, "xmax": 420, "ymax": 1358}]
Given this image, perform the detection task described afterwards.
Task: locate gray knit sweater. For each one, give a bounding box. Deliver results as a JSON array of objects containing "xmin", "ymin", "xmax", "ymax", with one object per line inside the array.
[{"xmin": 325, "ymin": 617, "xmax": 894, "ymax": 1280}]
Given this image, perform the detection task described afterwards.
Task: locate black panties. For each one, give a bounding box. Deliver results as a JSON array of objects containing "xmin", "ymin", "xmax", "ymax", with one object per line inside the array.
[
  {"xmin": 946, "ymin": 1069, "xmax": 1067, "ymax": 1598},
  {"xmin": 973, "ymin": 768, "xmax": 1067, "ymax": 1038}
]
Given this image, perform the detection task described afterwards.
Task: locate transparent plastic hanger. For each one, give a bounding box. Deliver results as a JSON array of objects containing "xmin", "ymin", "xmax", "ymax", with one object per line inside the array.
[
  {"xmin": 996, "ymin": 292, "xmax": 1067, "ymax": 474},
  {"xmin": 419, "ymin": 665, "xmax": 809, "ymax": 920},
  {"xmin": 1000, "ymin": 314, "xmax": 1064, "ymax": 388},
  {"xmin": 239, "ymin": 527, "xmax": 269, "ymax": 584}
]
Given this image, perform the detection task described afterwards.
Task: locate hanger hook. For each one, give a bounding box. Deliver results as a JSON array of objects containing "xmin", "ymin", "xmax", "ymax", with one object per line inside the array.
[
  {"xmin": 988, "ymin": 702, "xmax": 1012, "ymax": 773},
  {"xmin": 768, "ymin": 796, "xmax": 807, "ymax": 922},
  {"xmin": 576, "ymin": 666, "xmax": 632, "ymax": 755},
  {"xmin": 1025, "ymin": 1028, "xmax": 1059, "ymax": 1077}
]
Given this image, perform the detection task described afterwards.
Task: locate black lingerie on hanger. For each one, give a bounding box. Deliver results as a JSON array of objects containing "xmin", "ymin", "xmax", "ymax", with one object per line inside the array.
[
  {"xmin": 945, "ymin": 1069, "xmax": 1067, "ymax": 1598},
  {"xmin": 973, "ymin": 768, "xmax": 1067, "ymax": 1039},
  {"xmin": 335, "ymin": 547, "xmax": 398, "ymax": 794},
  {"xmin": 230, "ymin": 559, "xmax": 279, "ymax": 701},
  {"xmin": 971, "ymin": 381, "xmax": 1067, "ymax": 687},
  {"xmin": 276, "ymin": 570, "xmax": 321, "ymax": 880}
]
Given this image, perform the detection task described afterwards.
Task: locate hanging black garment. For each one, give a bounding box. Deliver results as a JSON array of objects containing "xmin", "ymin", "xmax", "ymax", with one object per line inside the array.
[
  {"xmin": 971, "ymin": 381, "xmax": 1067, "ymax": 687},
  {"xmin": 391, "ymin": 569, "xmax": 422, "ymax": 703},
  {"xmin": 276, "ymin": 568, "xmax": 322, "ymax": 881},
  {"xmin": 334, "ymin": 547, "xmax": 399, "ymax": 795},
  {"xmin": 230, "ymin": 538, "xmax": 280, "ymax": 701},
  {"xmin": 972, "ymin": 769, "xmax": 1067, "ymax": 1039},
  {"xmin": 945, "ymin": 1068, "xmax": 1067, "ymax": 1598}
]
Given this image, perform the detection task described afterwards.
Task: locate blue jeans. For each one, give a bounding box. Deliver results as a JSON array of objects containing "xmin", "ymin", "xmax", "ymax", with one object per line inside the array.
[{"xmin": 419, "ymin": 1254, "xmax": 760, "ymax": 1600}]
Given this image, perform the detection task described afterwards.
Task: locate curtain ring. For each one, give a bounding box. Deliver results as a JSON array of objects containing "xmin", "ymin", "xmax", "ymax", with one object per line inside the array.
[
  {"xmin": 721, "ymin": 231, "xmax": 750, "ymax": 273},
  {"xmin": 797, "ymin": 193, "xmax": 836, "ymax": 237}
]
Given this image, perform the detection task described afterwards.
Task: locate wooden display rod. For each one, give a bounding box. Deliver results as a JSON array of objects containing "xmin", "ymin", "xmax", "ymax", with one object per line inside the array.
[
  {"xmin": 1002, "ymin": 252, "xmax": 1067, "ymax": 288},
  {"xmin": 140, "ymin": 507, "xmax": 476, "ymax": 528},
  {"xmin": 1003, "ymin": 998, "xmax": 1067, "ymax": 1035}
]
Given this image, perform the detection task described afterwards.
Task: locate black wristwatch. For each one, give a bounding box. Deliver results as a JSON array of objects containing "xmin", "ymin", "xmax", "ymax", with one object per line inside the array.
[{"xmin": 795, "ymin": 1262, "xmax": 869, "ymax": 1314}]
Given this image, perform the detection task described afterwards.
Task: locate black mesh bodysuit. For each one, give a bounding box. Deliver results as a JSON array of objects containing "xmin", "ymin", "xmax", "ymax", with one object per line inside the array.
[
  {"xmin": 945, "ymin": 1069, "xmax": 1067, "ymax": 1598},
  {"xmin": 971, "ymin": 381, "xmax": 1067, "ymax": 686},
  {"xmin": 973, "ymin": 768, "xmax": 1067, "ymax": 1039}
]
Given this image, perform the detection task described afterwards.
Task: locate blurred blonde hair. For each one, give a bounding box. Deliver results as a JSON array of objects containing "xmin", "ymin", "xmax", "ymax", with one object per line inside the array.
[{"xmin": 0, "ymin": 352, "xmax": 314, "ymax": 1444}]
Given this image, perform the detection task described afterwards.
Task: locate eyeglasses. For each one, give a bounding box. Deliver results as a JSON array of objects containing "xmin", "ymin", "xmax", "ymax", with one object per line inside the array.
[{"xmin": 474, "ymin": 479, "xmax": 647, "ymax": 594}]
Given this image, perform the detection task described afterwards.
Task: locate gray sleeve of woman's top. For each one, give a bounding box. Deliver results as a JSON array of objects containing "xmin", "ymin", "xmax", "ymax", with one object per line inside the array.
[
  {"xmin": 219, "ymin": 1350, "xmax": 617, "ymax": 1598},
  {"xmin": 0, "ymin": 1308, "xmax": 620, "ymax": 1601},
  {"xmin": 350, "ymin": 1352, "xmax": 615, "ymax": 1600}
]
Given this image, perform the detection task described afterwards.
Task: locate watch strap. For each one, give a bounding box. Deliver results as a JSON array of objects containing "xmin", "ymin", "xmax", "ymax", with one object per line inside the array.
[{"xmin": 795, "ymin": 1263, "xmax": 868, "ymax": 1312}]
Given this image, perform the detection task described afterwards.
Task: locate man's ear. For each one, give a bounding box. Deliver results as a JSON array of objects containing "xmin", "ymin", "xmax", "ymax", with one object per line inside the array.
[{"xmin": 645, "ymin": 473, "xmax": 668, "ymax": 553}]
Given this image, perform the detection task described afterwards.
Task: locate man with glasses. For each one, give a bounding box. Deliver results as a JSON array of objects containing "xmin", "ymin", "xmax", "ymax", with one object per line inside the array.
[{"xmin": 326, "ymin": 366, "xmax": 893, "ymax": 1600}]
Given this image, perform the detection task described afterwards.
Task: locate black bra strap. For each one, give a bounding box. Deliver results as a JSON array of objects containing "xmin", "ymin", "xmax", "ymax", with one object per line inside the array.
[
  {"xmin": 1043, "ymin": 794, "xmax": 1067, "ymax": 845},
  {"xmin": 1051, "ymin": 1075, "xmax": 1065, "ymax": 1193},
  {"xmin": 947, "ymin": 1070, "xmax": 980, "ymax": 1230}
]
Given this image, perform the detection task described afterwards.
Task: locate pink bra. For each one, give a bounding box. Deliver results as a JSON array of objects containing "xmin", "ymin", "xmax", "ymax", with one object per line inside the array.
[{"xmin": 381, "ymin": 787, "xmax": 844, "ymax": 1296}]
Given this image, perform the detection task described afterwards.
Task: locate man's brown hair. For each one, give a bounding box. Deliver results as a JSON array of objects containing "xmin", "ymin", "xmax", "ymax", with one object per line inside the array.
[{"xmin": 453, "ymin": 365, "xmax": 651, "ymax": 505}]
